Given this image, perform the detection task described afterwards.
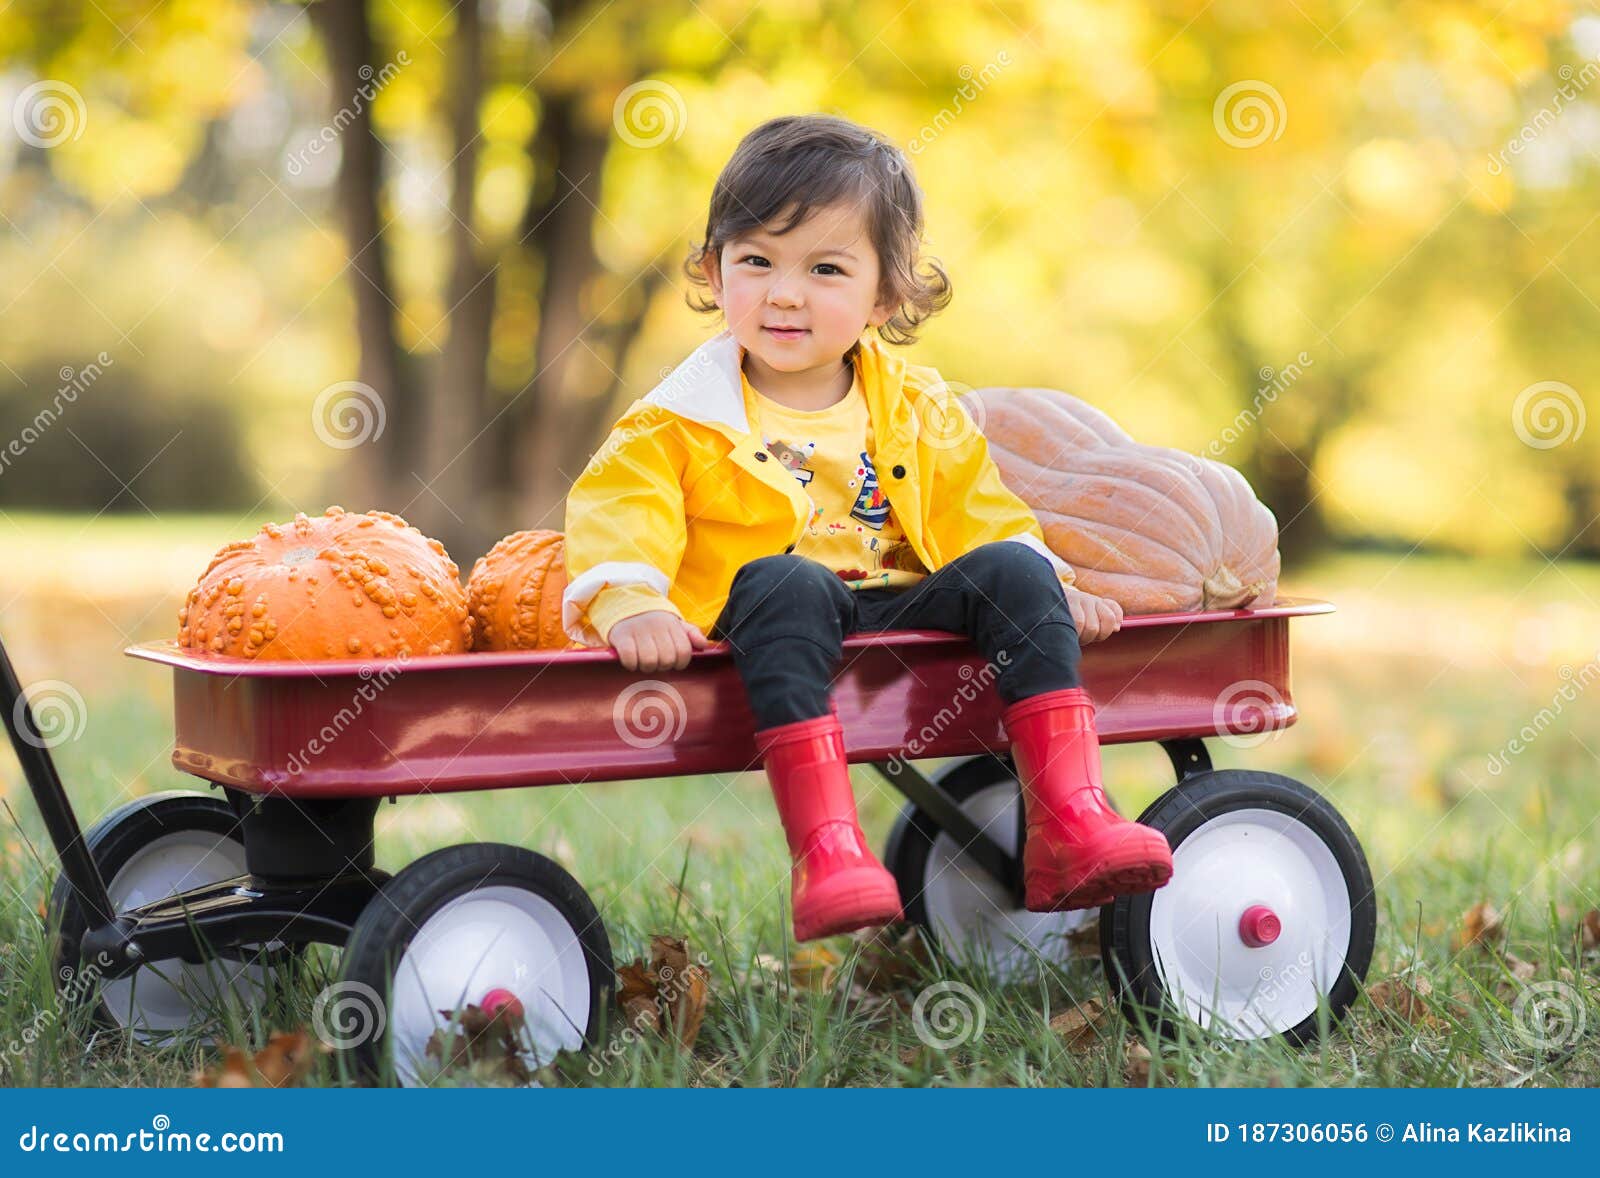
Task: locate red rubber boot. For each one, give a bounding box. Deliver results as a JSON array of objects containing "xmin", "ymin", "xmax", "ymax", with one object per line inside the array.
[
  {"xmin": 753, "ymin": 707, "xmax": 904, "ymax": 942},
  {"xmin": 1001, "ymin": 687, "xmax": 1174, "ymax": 911}
]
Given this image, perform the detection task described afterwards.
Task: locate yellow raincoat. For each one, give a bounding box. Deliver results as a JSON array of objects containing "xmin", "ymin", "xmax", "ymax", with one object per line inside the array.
[{"xmin": 561, "ymin": 329, "xmax": 1076, "ymax": 647}]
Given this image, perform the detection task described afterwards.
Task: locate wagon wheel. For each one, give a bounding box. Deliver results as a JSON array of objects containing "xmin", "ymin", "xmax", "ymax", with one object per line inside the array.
[
  {"xmin": 334, "ymin": 843, "xmax": 614, "ymax": 1087},
  {"xmin": 884, "ymin": 754, "xmax": 1095, "ymax": 983},
  {"xmin": 1099, "ymin": 768, "xmax": 1376, "ymax": 1046},
  {"xmin": 45, "ymin": 790, "xmax": 297, "ymax": 1045}
]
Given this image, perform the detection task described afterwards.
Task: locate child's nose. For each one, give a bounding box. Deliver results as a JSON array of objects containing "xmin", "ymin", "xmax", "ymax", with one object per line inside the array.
[{"xmin": 766, "ymin": 274, "xmax": 803, "ymax": 307}]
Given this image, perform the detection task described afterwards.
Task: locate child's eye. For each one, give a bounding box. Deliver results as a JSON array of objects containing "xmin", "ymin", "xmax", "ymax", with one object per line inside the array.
[
  {"xmin": 739, "ymin": 254, "xmax": 770, "ymax": 268},
  {"xmin": 814, "ymin": 263, "xmax": 843, "ymax": 276}
]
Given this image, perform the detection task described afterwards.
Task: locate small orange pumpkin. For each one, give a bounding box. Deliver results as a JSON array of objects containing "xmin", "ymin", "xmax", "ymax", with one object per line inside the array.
[
  {"xmin": 178, "ymin": 506, "xmax": 471, "ymax": 660},
  {"xmin": 466, "ymin": 529, "xmax": 577, "ymax": 651}
]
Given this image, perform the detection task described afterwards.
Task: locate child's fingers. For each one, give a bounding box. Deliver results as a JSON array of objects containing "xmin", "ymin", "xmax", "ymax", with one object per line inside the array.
[
  {"xmin": 642, "ymin": 629, "xmax": 675, "ymax": 673},
  {"xmin": 670, "ymin": 626, "xmax": 693, "ymax": 669},
  {"xmin": 1066, "ymin": 594, "xmax": 1086, "ymax": 636},
  {"xmin": 612, "ymin": 632, "xmax": 638, "ymax": 671},
  {"xmin": 684, "ymin": 623, "xmax": 710, "ymax": 649}
]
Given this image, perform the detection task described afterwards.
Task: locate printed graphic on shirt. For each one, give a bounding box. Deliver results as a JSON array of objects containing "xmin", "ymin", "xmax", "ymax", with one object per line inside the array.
[
  {"xmin": 764, "ymin": 437, "xmax": 815, "ymax": 486},
  {"xmin": 762, "ymin": 418, "xmax": 927, "ymax": 591},
  {"xmin": 849, "ymin": 452, "xmax": 891, "ymax": 529}
]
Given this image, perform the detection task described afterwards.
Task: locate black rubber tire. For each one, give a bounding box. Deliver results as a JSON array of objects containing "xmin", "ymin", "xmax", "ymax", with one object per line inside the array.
[
  {"xmin": 336, "ymin": 842, "xmax": 614, "ymax": 1087},
  {"xmin": 883, "ymin": 753, "xmax": 1018, "ymax": 936},
  {"xmin": 45, "ymin": 789, "xmax": 298, "ymax": 1041},
  {"xmin": 1099, "ymin": 769, "xmax": 1376, "ymax": 1047}
]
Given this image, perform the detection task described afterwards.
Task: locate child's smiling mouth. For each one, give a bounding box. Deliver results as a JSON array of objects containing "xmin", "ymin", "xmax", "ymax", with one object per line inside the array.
[{"xmin": 763, "ymin": 326, "xmax": 809, "ymax": 340}]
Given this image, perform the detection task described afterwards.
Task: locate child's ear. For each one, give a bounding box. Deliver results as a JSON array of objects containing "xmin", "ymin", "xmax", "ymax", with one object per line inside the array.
[
  {"xmin": 699, "ymin": 252, "xmax": 724, "ymax": 308},
  {"xmin": 866, "ymin": 298, "xmax": 896, "ymax": 329}
]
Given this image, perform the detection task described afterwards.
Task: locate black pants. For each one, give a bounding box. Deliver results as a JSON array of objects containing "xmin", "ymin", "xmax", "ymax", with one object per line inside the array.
[{"xmin": 710, "ymin": 540, "xmax": 1083, "ymax": 729}]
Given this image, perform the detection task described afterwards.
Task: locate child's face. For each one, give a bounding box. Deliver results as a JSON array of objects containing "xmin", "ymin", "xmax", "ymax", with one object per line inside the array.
[{"xmin": 700, "ymin": 200, "xmax": 896, "ymax": 377}]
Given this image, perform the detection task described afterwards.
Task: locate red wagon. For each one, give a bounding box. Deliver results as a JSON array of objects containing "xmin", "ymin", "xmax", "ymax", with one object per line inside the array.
[{"xmin": 4, "ymin": 596, "xmax": 1374, "ymax": 1086}]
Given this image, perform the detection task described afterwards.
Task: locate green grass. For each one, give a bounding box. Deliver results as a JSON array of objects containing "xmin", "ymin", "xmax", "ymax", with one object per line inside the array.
[{"xmin": 1, "ymin": 516, "xmax": 1597, "ymax": 1086}]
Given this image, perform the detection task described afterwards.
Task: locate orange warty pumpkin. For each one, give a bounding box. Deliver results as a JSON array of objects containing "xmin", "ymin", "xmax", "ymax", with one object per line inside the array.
[
  {"xmin": 177, "ymin": 506, "xmax": 472, "ymax": 660},
  {"xmin": 466, "ymin": 529, "xmax": 577, "ymax": 651},
  {"xmin": 963, "ymin": 388, "xmax": 1280, "ymax": 615}
]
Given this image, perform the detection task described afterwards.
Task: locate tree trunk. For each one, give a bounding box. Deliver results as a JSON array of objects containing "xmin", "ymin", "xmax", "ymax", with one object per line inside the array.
[
  {"xmin": 310, "ymin": 0, "xmax": 418, "ymax": 514},
  {"xmin": 510, "ymin": 89, "xmax": 611, "ymax": 530},
  {"xmin": 423, "ymin": 0, "xmax": 496, "ymax": 562}
]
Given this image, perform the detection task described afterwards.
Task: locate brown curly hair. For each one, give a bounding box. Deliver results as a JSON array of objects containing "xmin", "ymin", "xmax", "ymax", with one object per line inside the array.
[{"xmin": 683, "ymin": 114, "xmax": 953, "ymax": 360}]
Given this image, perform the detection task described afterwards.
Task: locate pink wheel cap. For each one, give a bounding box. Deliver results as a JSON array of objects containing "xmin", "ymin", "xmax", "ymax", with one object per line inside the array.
[
  {"xmin": 1238, "ymin": 904, "xmax": 1281, "ymax": 948},
  {"xmin": 481, "ymin": 987, "xmax": 525, "ymax": 1021}
]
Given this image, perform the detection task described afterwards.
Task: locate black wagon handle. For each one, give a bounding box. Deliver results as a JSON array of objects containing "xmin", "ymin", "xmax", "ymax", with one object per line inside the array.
[{"xmin": 0, "ymin": 631, "xmax": 118, "ymax": 933}]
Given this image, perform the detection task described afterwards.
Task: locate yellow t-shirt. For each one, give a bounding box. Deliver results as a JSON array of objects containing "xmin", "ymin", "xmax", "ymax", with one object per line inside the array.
[{"xmin": 749, "ymin": 371, "xmax": 930, "ymax": 592}]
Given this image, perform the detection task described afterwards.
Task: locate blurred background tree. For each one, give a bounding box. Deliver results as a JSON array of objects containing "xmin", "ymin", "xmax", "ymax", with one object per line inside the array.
[{"xmin": 1, "ymin": 0, "xmax": 1596, "ymax": 569}]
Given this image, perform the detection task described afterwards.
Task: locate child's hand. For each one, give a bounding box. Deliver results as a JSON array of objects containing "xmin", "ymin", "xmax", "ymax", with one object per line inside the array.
[
  {"xmin": 1063, "ymin": 586, "xmax": 1123, "ymax": 645},
  {"xmin": 607, "ymin": 610, "xmax": 710, "ymax": 672}
]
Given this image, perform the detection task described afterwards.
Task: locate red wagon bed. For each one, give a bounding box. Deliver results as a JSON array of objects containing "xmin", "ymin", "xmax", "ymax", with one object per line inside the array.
[{"xmin": 126, "ymin": 598, "xmax": 1333, "ymax": 799}]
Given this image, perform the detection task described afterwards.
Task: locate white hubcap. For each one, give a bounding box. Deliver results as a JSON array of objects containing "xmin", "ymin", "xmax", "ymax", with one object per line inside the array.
[
  {"xmin": 922, "ymin": 781, "xmax": 1093, "ymax": 982},
  {"xmin": 1147, "ymin": 807, "xmax": 1350, "ymax": 1039},
  {"xmin": 99, "ymin": 832, "xmax": 270, "ymax": 1044},
  {"xmin": 389, "ymin": 886, "xmax": 591, "ymax": 1087}
]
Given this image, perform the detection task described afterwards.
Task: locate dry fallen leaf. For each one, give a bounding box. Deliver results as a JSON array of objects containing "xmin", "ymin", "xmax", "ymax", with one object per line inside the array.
[
  {"xmin": 1366, "ymin": 974, "xmax": 1443, "ymax": 1028},
  {"xmin": 611, "ymin": 934, "xmax": 711, "ymax": 1050},
  {"xmin": 424, "ymin": 998, "xmax": 534, "ymax": 1086},
  {"xmin": 1454, "ymin": 901, "xmax": 1505, "ymax": 952},
  {"xmin": 788, "ymin": 943, "xmax": 842, "ymax": 992},
  {"xmin": 1579, "ymin": 909, "xmax": 1600, "ymax": 953},
  {"xmin": 663, "ymin": 967, "xmax": 709, "ymax": 1050},
  {"xmin": 850, "ymin": 923, "xmax": 930, "ymax": 990},
  {"xmin": 617, "ymin": 959, "xmax": 662, "ymax": 1033},
  {"xmin": 1048, "ymin": 998, "xmax": 1110, "ymax": 1051},
  {"xmin": 191, "ymin": 1029, "xmax": 330, "ymax": 1087},
  {"xmin": 1123, "ymin": 1040, "xmax": 1153, "ymax": 1085}
]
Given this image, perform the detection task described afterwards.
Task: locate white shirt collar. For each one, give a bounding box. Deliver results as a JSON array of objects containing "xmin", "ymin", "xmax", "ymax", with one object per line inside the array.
[{"xmin": 641, "ymin": 330, "xmax": 751, "ymax": 434}]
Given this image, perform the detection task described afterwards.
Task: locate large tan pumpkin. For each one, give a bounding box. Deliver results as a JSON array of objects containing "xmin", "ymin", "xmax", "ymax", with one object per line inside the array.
[
  {"xmin": 466, "ymin": 529, "xmax": 579, "ymax": 651},
  {"xmin": 963, "ymin": 388, "xmax": 1279, "ymax": 615},
  {"xmin": 178, "ymin": 506, "xmax": 471, "ymax": 660}
]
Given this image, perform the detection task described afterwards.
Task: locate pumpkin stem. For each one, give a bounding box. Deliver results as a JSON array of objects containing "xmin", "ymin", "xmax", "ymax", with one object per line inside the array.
[{"xmin": 1201, "ymin": 566, "xmax": 1267, "ymax": 610}]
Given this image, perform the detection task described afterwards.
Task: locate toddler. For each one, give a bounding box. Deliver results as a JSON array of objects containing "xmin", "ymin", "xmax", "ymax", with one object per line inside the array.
[{"xmin": 562, "ymin": 114, "xmax": 1172, "ymax": 942}]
